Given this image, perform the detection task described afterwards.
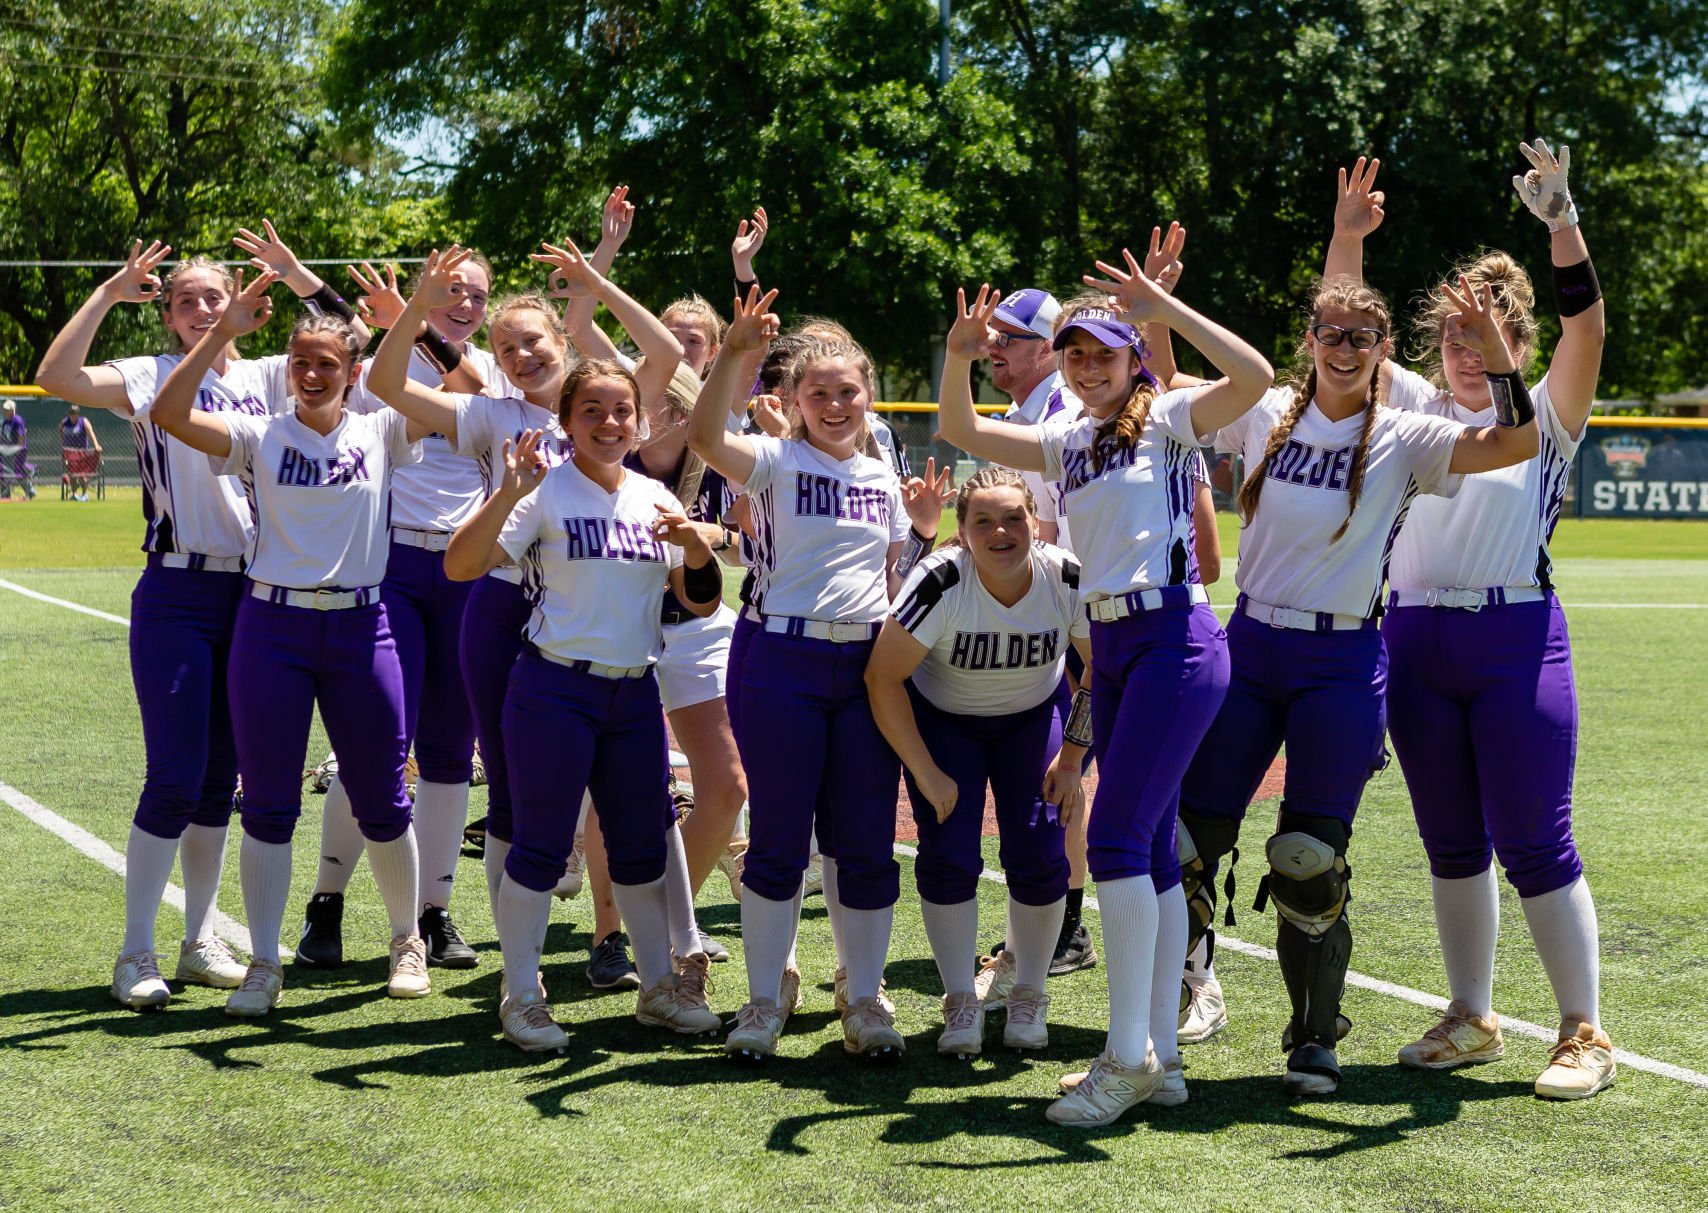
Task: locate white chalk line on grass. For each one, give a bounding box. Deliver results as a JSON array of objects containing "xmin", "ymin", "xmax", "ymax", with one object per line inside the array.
[
  {"xmin": 895, "ymin": 841, "xmax": 1708, "ymax": 1090},
  {"xmin": 0, "ymin": 576, "xmax": 131, "ymax": 626}
]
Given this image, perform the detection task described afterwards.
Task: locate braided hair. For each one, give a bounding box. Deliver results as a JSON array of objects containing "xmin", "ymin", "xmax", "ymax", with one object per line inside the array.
[{"xmin": 1238, "ymin": 275, "xmax": 1391, "ymax": 543}]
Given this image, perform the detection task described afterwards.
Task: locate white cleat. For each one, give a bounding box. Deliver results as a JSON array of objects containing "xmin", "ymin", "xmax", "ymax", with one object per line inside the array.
[
  {"xmin": 225, "ymin": 960, "xmax": 285, "ymax": 1018},
  {"xmin": 500, "ymin": 993, "xmax": 568, "ymax": 1052},
  {"xmin": 716, "ymin": 843, "xmax": 746, "ymax": 903},
  {"xmin": 937, "ymin": 991, "xmax": 985, "ymax": 1058},
  {"xmin": 1046, "ymin": 1049, "xmax": 1164, "ymax": 1126},
  {"xmin": 112, "ymin": 949, "xmax": 170, "ymax": 1010},
  {"xmin": 842, "ymin": 996, "xmax": 905, "ymax": 1060},
  {"xmin": 387, "ymin": 934, "xmax": 432, "ymax": 999},
  {"xmin": 1003, "ymin": 984, "xmax": 1051, "ymax": 1051},
  {"xmin": 833, "ymin": 966, "xmax": 894, "ymax": 1017},
  {"xmin": 725, "ymin": 998, "xmax": 785, "ymax": 1061},
  {"xmin": 176, "ymin": 937, "xmax": 246, "ymax": 989},
  {"xmin": 974, "ymin": 949, "xmax": 1016, "ymax": 1011},
  {"xmin": 637, "ymin": 960, "xmax": 722, "ymax": 1035},
  {"xmin": 778, "ymin": 965, "xmax": 805, "ymax": 1019},
  {"xmin": 1179, "ymin": 970, "xmax": 1228, "ymax": 1044}
]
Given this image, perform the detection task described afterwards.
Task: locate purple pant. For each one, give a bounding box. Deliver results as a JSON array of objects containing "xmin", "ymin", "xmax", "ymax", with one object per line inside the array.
[
  {"xmin": 383, "ymin": 540, "xmax": 476, "ymax": 783},
  {"xmin": 129, "ymin": 560, "xmax": 243, "ymax": 840},
  {"xmin": 501, "ymin": 650, "xmax": 673, "ymax": 892},
  {"xmin": 905, "ymin": 683, "xmax": 1069, "ymax": 906},
  {"xmin": 458, "ymin": 575, "xmax": 532, "ymax": 842},
  {"xmin": 1180, "ymin": 610, "xmax": 1387, "ymax": 831},
  {"xmin": 737, "ymin": 630, "xmax": 901, "ymax": 909},
  {"xmin": 723, "ymin": 608, "xmax": 759, "ymax": 739},
  {"xmin": 1088, "ymin": 602, "xmax": 1228, "ymax": 888},
  {"xmin": 228, "ymin": 595, "xmax": 413, "ymax": 845},
  {"xmin": 1383, "ymin": 597, "xmax": 1582, "ymax": 898}
]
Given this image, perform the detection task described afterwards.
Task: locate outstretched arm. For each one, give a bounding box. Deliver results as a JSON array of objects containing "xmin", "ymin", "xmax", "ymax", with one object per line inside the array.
[
  {"xmin": 533, "ymin": 237, "xmax": 683, "ymax": 403},
  {"xmin": 688, "ymin": 288, "xmax": 775, "ymax": 484},
  {"xmin": 560, "ymin": 186, "xmax": 635, "ymax": 361},
  {"xmin": 1135, "ymin": 222, "xmax": 1205, "ymax": 390},
  {"xmin": 936, "ymin": 285, "xmax": 1048, "ymax": 471},
  {"xmin": 154, "ymin": 269, "xmax": 280, "ymax": 458},
  {"xmin": 367, "ymin": 248, "xmax": 470, "ymax": 440},
  {"xmin": 36, "ymin": 240, "xmax": 173, "ymax": 411},
  {"xmin": 234, "ymin": 219, "xmax": 371, "ymax": 347}
]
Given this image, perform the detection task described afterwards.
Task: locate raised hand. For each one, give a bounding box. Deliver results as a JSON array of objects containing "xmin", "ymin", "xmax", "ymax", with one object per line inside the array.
[
  {"xmin": 723, "ymin": 284, "xmax": 781, "ymax": 354},
  {"xmin": 498, "ymin": 429, "xmax": 551, "ymax": 500},
  {"xmin": 601, "ymin": 185, "xmax": 636, "ymax": 251},
  {"xmin": 652, "ymin": 503, "xmax": 716, "ymax": 555},
  {"xmin": 750, "ymin": 393, "xmax": 788, "ymax": 437},
  {"xmin": 1334, "ymin": 157, "xmax": 1386, "ymax": 241},
  {"xmin": 901, "ymin": 456, "xmax": 954, "ymax": 532},
  {"xmin": 1142, "ymin": 223, "xmax": 1187, "ymax": 296},
  {"xmin": 532, "ymin": 237, "xmax": 604, "ymax": 301},
  {"xmin": 947, "ymin": 285, "xmax": 1000, "ymax": 360},
  {"xmin": 731, "ymin": 206, "xmax": 768, "ymax": 275},
  {"xmin": 216, "ymin": 268, "xmax": 279, "ymax": 337},
  {"xmin": 1085, "ymin": 246, "xmax": 1171, "ymax": 324},
  {"xmin": 1512, "ymin": 139, "xmax": 1577, "ymax": 232},
  {"xmin": 1441, "ymin": 275, "xmax": 1516, "ymax": 373},
  {"xmin": 232, "ymin": 219, "xmax": 306, "ymax": 280},
  {"xmin": 103, "ymin": 239, "xmax": 172, "ymax": 304},
  {"xmin": 413, "ymin": 246, "xmax": 474, "ymax": 310},
  {"xmin": 347, "ymin": 260, "xmax": 407, "ymax": 329}
]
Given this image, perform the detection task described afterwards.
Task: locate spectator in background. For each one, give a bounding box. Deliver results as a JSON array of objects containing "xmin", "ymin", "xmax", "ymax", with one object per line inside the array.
[
  {"xmin": 0, "ymin": 401, "xmax": 33, "ymax": 499},
  {"xmin": 61, "ymin": 402, "xmax": 102, "ymax": 500}
]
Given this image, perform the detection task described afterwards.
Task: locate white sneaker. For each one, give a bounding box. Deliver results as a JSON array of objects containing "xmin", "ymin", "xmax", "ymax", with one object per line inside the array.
[
  {"xmin": 1003, "ymin": 984, "xmax": 1050, "ymax": 1051},
  {"xmin": 803, "ymin": 854, "xmax": 824, "ymax": 897},
  {"xmin": 1144, "ymin": 1057, "xmax": 1189, "ymax": 1106},
  {"xmin": 500, "ymin": 993, "xmax": 568, "ymax": 1052},
  {"xmin": 1535, "ymin": 1022, "xmax": 1617, "ymax": 1100},
  {"xmin": 833, "ymin": 966, "xmax": 893, "ymax": 1016},
  {"xmin": 842, "ymin": 996, "xmax": 905, "ymax": 1059},
  {"xmin": 387, "ymin": 934, "xmax": 431, "ymax": 999},
  {"xmin": 1046, "ymin": 1049, "xmax": 1164, "ymax": 1126},
  {"xmin": 225, "ymin": 960, "xmax": 284, "ymax": 1017},
  {"xmin": 1179, "ymin": 970, "xmax": 1228, "ymax": 1044},
  {"xmin": 307, "ymin": 753, "xmax": 339, "ymax": 793},
  {"xmin": 726, "ymin": 998, "xmax": 785, "ymax": 1060},
  {"xmin": 779, "ymin": 965, "xmax": 805, "ymax": 1019},
  {"xmin": 176, "ymin": 937, "xmax": 246, "ymax": 989},
  {"xmin": 974, "ymin": 949, "xmax": 1016, "ymax": 1010},
  {"xmin": 716, "ymin": 843, "xmax": 746, "ymax": 902},
  {"xmin": 1397, "ymin": 1000, "xmax": 1505, "ymax": 1070},
  {"xmin": 112, "ymin": 949, "xmax": 169, "ymax": 1009},
  {"xmin": 553, "ymin": 840, "xmax": 585, "ymax": 900},
  {"xmin": 937, "ymin": 991, "xmax": 984, "ymax": 1057},
  {"xmin": 637, "ymin": 961, "xmax": 722, "ymax": 1035}
]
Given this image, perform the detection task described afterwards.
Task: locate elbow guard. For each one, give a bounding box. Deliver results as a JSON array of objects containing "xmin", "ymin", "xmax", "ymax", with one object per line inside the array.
[
  {"xmin": 1553, "ymin": 257, "xmax": 1601, "ymax": 319},
  {"xmin": 417, "ymin": 328, "xmax": 464, "ymax": 374},
  {"xmin": 682, "ymin": 557, "xmax": 723, "ymax": 604},
  {"xmin": 304, "ymin": 282, "xmax": 357, "ymax": 324},
  {"xmin": 1484, "ymin": 369, "xmax": 1535, "ymax": 429}
]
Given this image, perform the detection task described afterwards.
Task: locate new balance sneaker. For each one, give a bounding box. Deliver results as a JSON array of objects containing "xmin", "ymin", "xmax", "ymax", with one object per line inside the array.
[
  {"xmin": 1535, "ymin": 1021, "xmax": 1617, "ymax": 1100},
  {"xmin": 695, "ymin": 929, "xmax": 729, "ymax": 964},
  {"xmin": 803, "ymin": 854, "xmax": 824, "ymax": 897},
  {"xmin": 833, "ymin": 966, "xmax": 894, "ymax": 1016},
  {"xmin": 1145, "ymin": 1057, "xmax": 1189, "ymax": 1105},
  {"xmin": 1398, "ymin": 1000, "xmax": 1505, "ymax": 1070},
  {"xmin": 553, "ymin": 841, "xmax": 585, "ymax": 900},
  {"xmin": 176, "ymin": 937, "xmax": 246, "ymax": 989},
  {"xmin": 938, "ymin": 991, "xmax": 984, "ymax": 1058},
  {"xmin": 1003, "ymin": 984, "xmax": 1051, "ymax": 1051},
  {"xmin": 307, "ymin": 753, "xmax": 339, "ymax": 794},
  {"xmin": 1046, "ymin": 1049, "xmax": 1164, "ymax": 1126},
  {"xmin": 419, "ymin": 906, "xmax": 478, "ymax": 969},
  {"xmin": 500, "ymin": 993, "xmax": 568, "ymax": 1052},
  {"xmin": 295, "ymin": 892, "xmax": 344, "ymax": 968},
  {"xmin": 587, "ymin": 931, "xmax": 642, "ymax": 991},
  {"xmin": 636, "ymin": 959, "xmax": 722, "ymax": 1035},
  {"xmin": 1179, "ymin": 970, "xmax": 1228, "ymax": 1044},
  {"xmin": 716, "ymin": 843, "xmax": 746, "ymax": 903},
  {"xmin": 726, "ymin": 998, "xmax": 785, "ymax": 1061},
  {"xmin": 1048, "ymin": 920, "xmax": 1097, "ymax": 976},
  {"xmin": 112, "ymin": 949, "xmax": 169, "ymax": 1009},
  {"xmin": 1284, "ymin": 1041, "xmax": 1341, "ymax": 1096},
  {"xmin": 225, "ymin": 960, "xmax": 285, "ymax": 1017},
  {"xmin": 974, "ymin": 949, "xmax": 1016, "ymax": 1010},
  {"xmin": 842, "ymin": 996, "xmax": 905, "ymax": 1059},
  {"xmin": 387, "ymin": 934, "xmax": 431, "ymax": 998}
]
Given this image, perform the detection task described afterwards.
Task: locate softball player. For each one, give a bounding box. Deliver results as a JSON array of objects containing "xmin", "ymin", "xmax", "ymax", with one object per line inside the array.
[
  {"xmin": 1328, "ymin": 146, "xmax": 1615, "ymax": 1098},
  {"xmin": 149, "ymin": 270, "xmax": 433, "ymax": 1017},
  {"xmin": 690, "ymin": 291, "xmax": 943, "ymax": 1062},
  {"xmin": 34, "ymin": 238, "xmax": 346, "ymax": 1010},
  {"xmin": 443, "ymin": 374, "xmax": 725, "ymax": 1052},
  {"xmin": 1175, "ymin": 271, "xmax": 1542, "ymax": 1097},
  {"xmin": 866, "ymin": 468, "xmax": 1088, "ymax": 1058},
  {"xmin": 935, "ymin": 261, "xmax": 1272, "ymax": 1126}
]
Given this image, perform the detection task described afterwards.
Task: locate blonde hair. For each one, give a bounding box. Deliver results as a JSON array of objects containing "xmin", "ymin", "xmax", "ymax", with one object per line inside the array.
[
  {"xmin": 656, "ymin": 363, "xmax": 710, "ymax": 510},
  {"xmin": 784, "ymin": 338, "xmax": 882, "ymax": 460},
  {"xmin": 1412, "ymin": 250, "xmax": 1540, "ymax": 387},
  {"xmin": 660, "ymin": 295, "xmax": 726, "ymax": 347},
  {"xmin": 488, "ymin": 293, "xmax": 566, "ymax": 347},
  {"xmin": 1238, "ymin": 276, "xmax": 1391, "ymax": 542},
  {"xmin": 159, "ymin": 257, "xmax": 236, "ymax": 352}
]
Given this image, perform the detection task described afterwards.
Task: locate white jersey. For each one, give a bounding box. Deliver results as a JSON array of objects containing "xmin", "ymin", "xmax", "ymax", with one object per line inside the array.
[
  {"xmin": 743, "ymin": 435, "xmax": 908, "ymax": 622},
  {"xmin": 1385, "ymin": 365, "xmax": 1580, "ymax": 592},
  {"xmin": 1003, "ymin": 373, "xmax": 1083, "ymax": 551},
  {"xmin": 451, "ymin": 393, "xmax": 575, "ymax": 583},
  {"xmin": 499, "ymin": 462, "xmax": 686, "ymax": 667},
  {"xmin": 1037, "ymin": 387, "xmax": 1209, "ymax": 600},
  {"xmin": 217, "ymin": 408, "xmax": 421, "ymax": 589},
  {"xmin": 109, "ymin": 354, "xmax": 288, "ymax": 558},
  {"xmin": 869, "ymin": 413, "xmax": 909, "ymax": 476},
  {"xmin": 892, "ymin": 542, "xmax": 1086, "ymax": 716},
  {"xmin": 1216, "ymin": 387, "xmax": 1464, "ymax": 617}
]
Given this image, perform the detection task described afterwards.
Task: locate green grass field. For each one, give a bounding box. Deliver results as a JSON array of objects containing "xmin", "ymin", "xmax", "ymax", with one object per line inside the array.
[{"xmin": 2, "ymin": 496, "xmax": 1706, "ymax": 1212}]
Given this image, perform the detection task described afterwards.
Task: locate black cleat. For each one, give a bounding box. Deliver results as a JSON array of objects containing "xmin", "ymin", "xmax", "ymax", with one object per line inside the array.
[
  {"xmin": 419, "ymin": 905, "xmax": 479, "ymax": 969},
  {"xmin": 587, "ymin": 931, "xmax": 642, "ymax": 990},
  {"xmin": 295, "ymin": 892, "xmax": 344, "ymax": 968},
  {"xmin": 1047, "ymin": 921, "xmax": 1098, "ymax": 976}
]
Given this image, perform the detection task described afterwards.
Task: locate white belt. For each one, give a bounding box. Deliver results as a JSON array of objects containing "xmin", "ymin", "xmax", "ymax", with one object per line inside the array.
[
  {"xmin": 250, "ymin": 582, "xmax": 378, "ymax": 611},
  {"xmin": 391, "ymin": 527, "xmax": 453, "ymax": 553},
  {"xmin": 1085, "ymin": 583, "xmax": 1209, "ymax": 623},
  {"xmin": 1239, "ymin": 595, "xmax": 1375, "ymax": 633},
  {"xmin": 151, "ymin": 553, "xmax": 244, "ymax": 574},
  {"xmin": 529, "ymin": 644, "xmax": 652, "ymax": 680},
  {"xmin": 743, "ymin": 605, "xmax": 879, "ymax": 643},
  {"xmin": 1387, "ymin": 587, "xmax": 1549, "ymax": 611}
]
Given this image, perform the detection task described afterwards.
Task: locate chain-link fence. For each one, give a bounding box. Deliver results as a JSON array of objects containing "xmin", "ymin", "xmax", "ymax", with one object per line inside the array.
[{"xmin": 1, "ymin": 392, "xmax": 135, "ymax": 495}]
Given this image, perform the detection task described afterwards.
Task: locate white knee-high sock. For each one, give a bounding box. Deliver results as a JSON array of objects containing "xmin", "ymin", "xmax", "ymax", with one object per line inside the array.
[
  {"xmin": 178, "ymin": 823, "xmax": 230, "ymax": 944},
  {"xmin": 484, "ymin": 837, "xmax": 511, "ymax": 918},
  {"xmin": 495, "ymin": 876, "xmax": 552, "ymax": 1003},
  {"xmin": 1009, "ymin": 896, "xmax": 1066, "ymax": 992},
  {"xmin": 920, "ymin": 898, "xmax": 978, "ymax": 996},
  {"xmin": 240, "ymin": 835, "xmax": 294, "ymax": 965},
  {"xmin": 840, "ymin": 904, "xmax": 894, "ymax": 1004},
  {"xmin": 366, "ymin": 828, "xmax": 421, "ymax": 939},
  {"xmin": 664, "ymin": 822, "xmax": 703, "ymax": 959},
  {"xmin": 741, "ymin": 890, "xmax": 798, "ymax": 1006},
  {"xmin": 785, "ymin": 882, "xmax": 803, "ymax": 971},
  {"xmin": 1150, "ymin": 883, "xmax": 1188, "ymax": 1064},
  {"xmin": 1432, "ymin": 868, "xmax": 1500, "ymax": 1017},
  {"xmin": 819, "ymin": 854, "xmax": 848, "ymax": 966},
  {"xmin": 412, "ymin": 780, "xmax": 470, "ymax": 911},
  {"xmin": 610, "ymin": 875, "xmax": 673, "ymax": 988},
  {"xmin": 1521, "ymin": 876, "xmax": 1601, "ymax": 1028},
  {"xmin": 122, "ymin": 826, "xmax": 180, "ymax": 954},
  {"xmin": 313, "ymin": 775, "xmax": 366, "ymax": 895},
  {"xmin": 1097, "ymin": 874, "xmax": 1159, "ymax": 1066}
]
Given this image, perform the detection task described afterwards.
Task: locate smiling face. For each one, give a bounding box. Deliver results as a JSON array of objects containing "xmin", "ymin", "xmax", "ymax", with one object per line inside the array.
[
  {"xmin": 959, "ymin": 483, "xmax": 1035, "ymax": 580},
  {"xmin": 1059, "ymin": 330, "xmax": 1139, "ymax": 417},
  {"xmin": 793, "ymin": 356, "xmax": 869, "ymax": 455},
  {"xmin": 565, "ymin": 375, "xmax": 640, "ymax": 466},
  {"xmin": 1307, "ymin": 305, "xmax": 1389, "ymax": 404},
  {"xmin": 287, "ymin": 331, "xmax": 356, "ymax": 409},
  {"xmin": 431, "ymin": 262, "xmax": 491, "ymax": 346},
  {"xmin": 163, "ymin": 267, "xmax": 233, "ymax": 352},
  {"xmin": 989, "ymin": 320, "xmax": 1054, "ymax": 400},
  {"xmin": 490, "ymin": 308, "xmax": 567, "ymax": 402}
]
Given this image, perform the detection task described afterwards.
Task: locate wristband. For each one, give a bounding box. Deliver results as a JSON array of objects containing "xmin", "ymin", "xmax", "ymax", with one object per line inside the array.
[
  {"xmin": 1064, "ymin": 687, "xmax": 1093, "ymax": 749},
  {"xmin": 1484, "ymin": 369, "xmax": 1535, "ymax": 429},
  {"xmin": 418, "ymin": 328, "xmax": 464, "ymax": 374},
  {"xmin": 682, "ymin": 557, "xmax": 723, "ymax": 604},
  {"xmin": 1553, "ymin": 258, "xmax": 1602, "ymax": 319},
  {"xmin": 893, "ymin": 526, "xmax": 934, "ymax": 580},
  {"xmin": 303, "ymin": 282, "xmax": 357, "ymax": 323}
]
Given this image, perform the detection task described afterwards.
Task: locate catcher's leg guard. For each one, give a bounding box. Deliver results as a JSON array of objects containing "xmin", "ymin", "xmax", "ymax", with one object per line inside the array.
[
  {"xmin": 1256, "ymin": 810, "xmax": 1352, "ymax": 1053},
  {"xmin": 1178, "ymin": 811, "xmax": 1242, "ymax": 1012}
]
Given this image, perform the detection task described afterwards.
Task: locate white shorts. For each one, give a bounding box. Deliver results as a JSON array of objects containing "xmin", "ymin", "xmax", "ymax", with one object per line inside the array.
[{"xmin": 657, "ymin": 603, "xmax": 736, "ymax": 714}]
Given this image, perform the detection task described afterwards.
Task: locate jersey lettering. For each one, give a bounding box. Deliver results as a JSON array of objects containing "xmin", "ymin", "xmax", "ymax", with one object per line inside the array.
[
  {"xmin": 792, "ymin": 472, "xmax": 892, "ymax": 526},
  {"xmin": 1060, "ymin": 442, "xmax": 1137, "ymax": 495},
  {"xmin": 1267, "ymin": 439, "xmax": 1351, "ymax": 492},
  {"xmin": 277, "ymin": 446, "xmax": 370, "ymax": 487},
  {"xmin": 947, "ymin": 629, "xmax": 1060, "ymax": 671},
  {"xmin": 561, "ymin": 516, "xmax": 668, "ymax": 562}
]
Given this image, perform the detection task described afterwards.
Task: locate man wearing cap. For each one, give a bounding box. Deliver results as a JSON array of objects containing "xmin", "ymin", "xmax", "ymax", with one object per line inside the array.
[
  {"xmin": 989, "ymin": 288, "xmax": 1081, "ymax": 548},
  {"xmin": 0, "ymin": 400, "xmax": 34, "ymax": 500}
]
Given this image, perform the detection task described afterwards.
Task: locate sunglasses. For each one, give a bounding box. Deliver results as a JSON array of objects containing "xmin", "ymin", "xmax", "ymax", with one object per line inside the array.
[
  {"xmin": 992, "ymin": 331, "xmax": 1045, "ymax": 349},
  {"xmin": 1310, "ymin": 323, "xmax": 1387, "ymax": 350}
]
